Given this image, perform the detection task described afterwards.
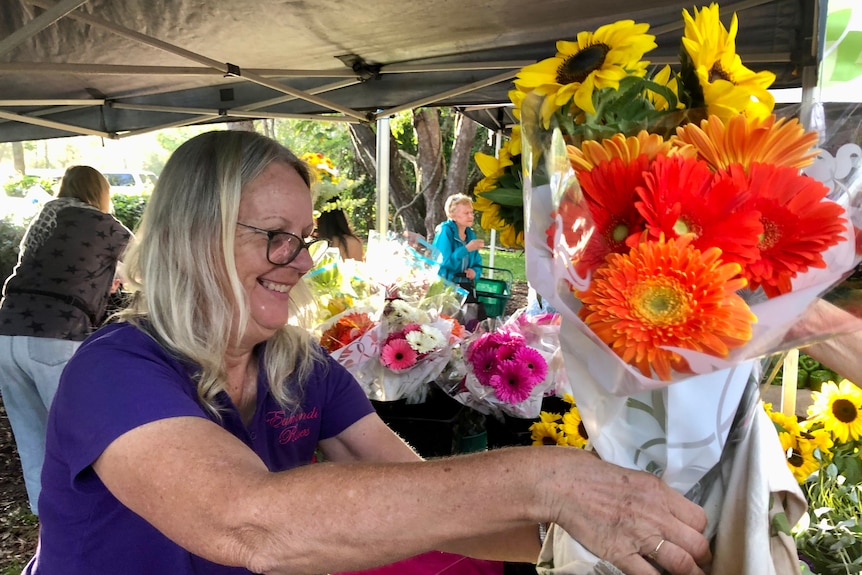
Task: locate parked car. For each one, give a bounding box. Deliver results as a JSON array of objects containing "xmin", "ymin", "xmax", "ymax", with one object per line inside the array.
[{"xmin": 102, "ymin": 170, "xmax": 157, "ymax": 195}]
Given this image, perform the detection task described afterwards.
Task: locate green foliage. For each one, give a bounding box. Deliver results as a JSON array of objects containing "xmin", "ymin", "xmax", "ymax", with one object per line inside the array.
[
  {"xmin": 3, "ymin": 175, "xmax": 56, "ymax": 198},
  {"xmin": 480, "ymin": 248, "xmax": 526, "ymax": 282},
  {"xmin": 111, "ymin": 194, "xmax": 148, "ymax": 232},
  {"xmin": 0, "ymin": 217, "xmax": 25, "ymax": 281},
  {"xmin": 795, "ymin": 460, "xmax": 862, "ymax": 574}
]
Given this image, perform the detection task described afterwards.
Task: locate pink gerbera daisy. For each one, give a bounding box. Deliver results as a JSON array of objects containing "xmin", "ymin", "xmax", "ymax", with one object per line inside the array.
[
  {"xmin": 514, "ymin": 346, "xmax": 548, "ymax": 386},
  {"xmin": 470, "ymin": 347, "xmax": 499, "ymax": 386},
  {"xmin": 380, "ymin": 338, "xmax": 418, "ymax": 371},
  {"xmin": 495, "ymin": 341, "xmax": 522, "ymax": 362},
  {"xmin": 490, "ymin": 361, "xmax": 538, "ymax": 404}
]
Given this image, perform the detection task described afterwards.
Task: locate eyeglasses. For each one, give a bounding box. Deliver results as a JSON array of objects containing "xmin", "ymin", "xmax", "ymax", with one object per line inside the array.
[{"xmin": 236, "ymin": 222, "xmax": 329, "ymax": 266}]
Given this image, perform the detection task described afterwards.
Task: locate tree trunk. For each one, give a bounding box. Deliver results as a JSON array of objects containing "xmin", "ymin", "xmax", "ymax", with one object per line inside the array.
[
  {"xmin": 413, "ymin": 109, "xmax": 447, "ymax": 239},
  {"xmin": 228, "ymin": 119, "xmax": 257, "ymax": 132},
  {"xmin": 437, "ymin": 113, "xmax": 479, "ymax": 231},
  {"xmin": 12, "ymin": 141, "xmax": 25, "ymax": 174},
  {"xmin": 348, "ymin": 122, "xmax": 423, "ymax": 235}
]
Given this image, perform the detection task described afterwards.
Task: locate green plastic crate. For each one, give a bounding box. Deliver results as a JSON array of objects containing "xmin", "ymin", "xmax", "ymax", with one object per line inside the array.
[{"xmin": 475, "ymin": 277, "xmax": 510, "ymax": 318}]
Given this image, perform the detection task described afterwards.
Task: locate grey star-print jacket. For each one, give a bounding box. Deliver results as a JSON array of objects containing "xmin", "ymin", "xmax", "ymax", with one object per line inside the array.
[{"xmin": 0, "ymin": 197, "xmax": 132, "ymax": 341}]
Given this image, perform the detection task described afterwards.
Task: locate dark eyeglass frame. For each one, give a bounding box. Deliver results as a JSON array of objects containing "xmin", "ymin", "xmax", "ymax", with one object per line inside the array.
[{"xmin": 236, "ymin": 222, "xmax": 329, "ymax": 266}]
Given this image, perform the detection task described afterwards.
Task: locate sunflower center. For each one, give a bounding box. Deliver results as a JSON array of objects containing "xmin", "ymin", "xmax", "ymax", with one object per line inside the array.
[
  {"xmin": 759, "ymin": 218, "xmax": 780, "ymax": 249},
  {"xmin": 557, "ymin": 44, "xmax": 611, "ymax": 84},
  {"xmin": 708, "ymin": 62, "xmax": 732, "ymax": 83},
  {"xmin": 786, "ymin": 448, "xmax": 804, "ymax": 468},
  {"xmin": 542, "ymin": 436, "xmax": 557, "ymax": 446},
  {"xmin": 832, "ymin": 398, "xmax": 860, "ymax": 423},
  {"xmin": 631, "ymin": 280, "xmax": 689, "ymax": 326},
  {"xmin": 578, "ymin": 421, "xmax": 589, "ymax": 440}
]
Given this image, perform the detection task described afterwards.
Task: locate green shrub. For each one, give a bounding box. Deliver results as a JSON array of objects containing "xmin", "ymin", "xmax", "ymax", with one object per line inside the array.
[
  {"xmin": 3, "ymin": 175, "xmax": 56, "ymax": 198},
  {"xmin": 111, "ymin": 194, "xmax": 149, "ymax": 232},
  {"xmin": 0, "ymin": 217, "xmax": 25, "ymax": 282}
]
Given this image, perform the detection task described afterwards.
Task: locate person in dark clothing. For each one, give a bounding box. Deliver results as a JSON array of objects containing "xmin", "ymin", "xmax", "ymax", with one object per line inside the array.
[
  {"xmin": 0, "ymin": 165, "xmax": 131, "ymax": 514},
  {"xmin": 316, "ymin": 201, "xmax": 364, "ymax": 261}
]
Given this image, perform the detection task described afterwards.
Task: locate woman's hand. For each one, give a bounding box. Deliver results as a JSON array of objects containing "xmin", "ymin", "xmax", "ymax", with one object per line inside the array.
[
  {"xmin": 464, "ymin": 268, "xmax": 477, "ymax": 280},
  {"xmin": 466, "ymin": 239, "xmax": 484, "ymax": 252},
  {"xmin": 543, "ymin": 449, "xmax": 711, "ymax": 575}
]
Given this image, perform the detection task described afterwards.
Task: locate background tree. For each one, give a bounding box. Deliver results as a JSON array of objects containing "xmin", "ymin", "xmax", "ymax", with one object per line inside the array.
[{"xmin": 350, "ymin": 108, "xmax": 489, "ymax": 240}]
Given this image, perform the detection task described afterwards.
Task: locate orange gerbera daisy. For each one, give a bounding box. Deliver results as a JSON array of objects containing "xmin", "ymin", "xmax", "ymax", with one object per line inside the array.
[
  {"xmin": 673, "ymin": 114, "xmax": 819, "ymax": 173},
  {"xmin": 319, "ymin": 312, "xmax": 375, "ymax": 353},
  {"xmin": 567, "ymin": 130, "xmax": 693, "ymax": 173},
  {"xmin": 635, "ymin": 154, "xmax": 762, "ymax": 269},
  {"xmin": 572, "ymin": 155, "xmax": 651, "ymax": 276},
  {"xmin": 577, "ymin": 234, "xmax": 754, "ymax": 380},
  {"xmin": 739, "ymin": 163, "xmax": 847, "ymax": 297}
]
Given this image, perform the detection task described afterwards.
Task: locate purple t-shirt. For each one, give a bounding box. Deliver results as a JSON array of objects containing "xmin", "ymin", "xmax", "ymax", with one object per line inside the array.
[{"xmin": 25, "ymin": 322, "xmax": 375, "ymax": 574}]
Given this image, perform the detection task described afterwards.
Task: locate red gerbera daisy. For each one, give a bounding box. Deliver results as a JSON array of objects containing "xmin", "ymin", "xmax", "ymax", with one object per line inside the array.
[
  {"xmin": 635, "ymin": 154, "xmax": 762, "ymax": 269},
  {"xmin": 568, "ymin": 155, "xmax": 651, "ymax": 275},
  {"xmin": 577, "ymin": 234, "xmax": 755, "ymax": 380},
  {"xmin": 739, "ymin": 162, "xmax": 847, "ymax": 297}
]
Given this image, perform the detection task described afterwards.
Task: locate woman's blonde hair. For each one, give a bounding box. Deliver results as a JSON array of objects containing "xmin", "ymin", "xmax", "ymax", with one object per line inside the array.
[
  {"xmin": 119, "ymin": 130, "xmax": 325, "ymax": 417},
  {"xmin": 57, "ymin": 165, "xmax": 110, "ymax": 212},
  {"xmin": 444, "ymin": 193, "xmax": 473, "ymax": 218}
]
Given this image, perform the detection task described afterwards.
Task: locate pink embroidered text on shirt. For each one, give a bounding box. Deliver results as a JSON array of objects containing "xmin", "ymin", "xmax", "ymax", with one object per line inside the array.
[{"xmin": 265, "ymin": 407, "xmax": 320, "ymax": 444}]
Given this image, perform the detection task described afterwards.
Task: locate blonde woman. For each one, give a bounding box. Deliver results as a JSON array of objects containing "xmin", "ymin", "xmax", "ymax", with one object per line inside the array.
[
  {"xmin": 433, "ymin": 193, "xmax": 484, "ymax": 282},
  {"xmin": 0, "ymin": 165, "xmax": 131, "ymax": 514}
]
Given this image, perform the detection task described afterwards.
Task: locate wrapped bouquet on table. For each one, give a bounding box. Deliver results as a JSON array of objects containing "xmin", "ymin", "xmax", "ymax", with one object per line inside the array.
[
  {"xmin": 440, "ymin": 311, "xmax": 563, "ymax": 423},
  {"xmin": 310, "ymin": 232, "xmax": 466, "ymax": 404},
  {"xmin": 512, "ymin": 4, "xmax": 862, "ymax": 574}
]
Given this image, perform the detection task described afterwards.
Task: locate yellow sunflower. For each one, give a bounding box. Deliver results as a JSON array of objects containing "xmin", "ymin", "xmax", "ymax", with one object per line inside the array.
[
  {"xmin": 673, "ymin": 114, "xmax": 819, "ymax": 173},
  {"xmin": 765, "ymin": 402, "xmax": 802, "ymax": 436},
  {"xmin": 530, "ymin": 420, "xmax": 566, "ymax": 446},
  {"xmin": 561, "ymin": 408, "xmax": 589, "ymax": 448},
  {"xmin": 681, "ymin": 4, "xmax": 775, "ymax": 120},
  {"xmin": 566, "ymin": 130, "xmax": 694, "ymax": 173},
  {"xmin": 647, "ymin": 65, "xmax": 685, "ymax": 112},
  {"xmin": 538, "ymin": 410, "xmax": 562, "ymax": 424},
  {"xmin": 508, "ymin": 88, "xmax": 525, "ymax": 122},
  {"xmin": 473, "ymin": 178, "xmax": 498, "ymax": 196},
  {"xmin": 478, "ymin": 203, "xmax": 506, "ymax": 230},
  {"xmin": 515, "ymin": 20, "xmax": 657, "ymax": 125},
  {"xmin": 779, "ymin": 432, "xmax": 821, "ymax": 483},
  {"xmin": 508, "ymin": 124, "xmax": 522, "ymax": 157},
  {"xmin": 801, "ymin": 427, "xmax": 834, "ymax": 456},
  {"xmin": 500, "ymin": 225, "xmax": 524, "ymax": 249},
  {"xmin": 807, "ymin": 380, "xmax": 862, "ymax": 443}
]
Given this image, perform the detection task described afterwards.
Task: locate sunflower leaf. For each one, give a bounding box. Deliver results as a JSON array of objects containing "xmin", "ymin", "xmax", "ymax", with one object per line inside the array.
[{"xmin": 484, "ymin": 187, "xmax": 526, "ymax": 207}]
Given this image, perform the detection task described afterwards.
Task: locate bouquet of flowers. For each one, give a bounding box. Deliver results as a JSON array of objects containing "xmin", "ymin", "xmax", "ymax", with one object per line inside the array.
[
  {"xmin": 442, "ymin": 311, "xmax": 562, "ymax": 419},
  {"xmin": 765, "ymin": 379, "xmax": 862, "ymax": 574},
  {"xmin": 326, "ymin": 297, "xmax": 463, "ymax": 403},
  {"xmin": 516, "ymin": 3, "xmax": 862, "ymax": 573},
  {"xmin": 303, "ymin": 249, "xmax": 381, "ymax": 331},
  {"xmin": 528, "ymin": 393, "xmax": 590, "ymax": 449},
  {"xmin": 312, "ymin": 233, "xmax": 465, "ymax": 403}
]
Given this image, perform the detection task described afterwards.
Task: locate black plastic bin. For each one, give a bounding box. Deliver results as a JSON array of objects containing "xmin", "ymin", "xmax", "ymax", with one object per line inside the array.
[{"xmin": 371, "ymin": 388, "xmax": 465, "ymax": 458}]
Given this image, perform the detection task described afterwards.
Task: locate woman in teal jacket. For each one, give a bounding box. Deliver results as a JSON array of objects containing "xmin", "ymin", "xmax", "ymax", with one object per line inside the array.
[{"xmin": 433, "ymin": 194, "xmax": 484, "ymax": 283}]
